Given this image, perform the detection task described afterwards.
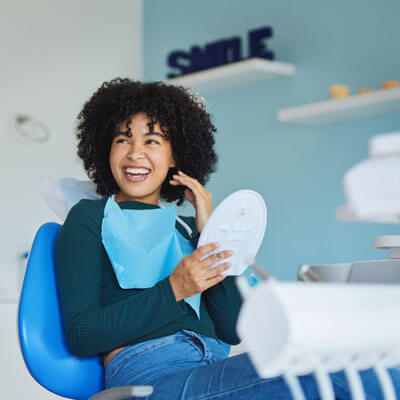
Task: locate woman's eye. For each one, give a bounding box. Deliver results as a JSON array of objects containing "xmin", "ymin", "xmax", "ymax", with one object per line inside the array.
[{"xmin": 115, "ymin": 138, "xmax": 160, "ymax": 145}]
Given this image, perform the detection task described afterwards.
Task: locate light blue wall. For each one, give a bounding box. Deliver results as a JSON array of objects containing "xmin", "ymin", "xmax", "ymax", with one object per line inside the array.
[{"xmin": 143, "ymin": 0, "xmax": 400, "ymax": 280}]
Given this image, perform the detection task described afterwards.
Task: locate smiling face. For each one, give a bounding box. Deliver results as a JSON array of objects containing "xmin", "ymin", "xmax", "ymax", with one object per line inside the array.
[{"xmin": 109, "ymin": 112, "xmax": 175, "ymax": 205}]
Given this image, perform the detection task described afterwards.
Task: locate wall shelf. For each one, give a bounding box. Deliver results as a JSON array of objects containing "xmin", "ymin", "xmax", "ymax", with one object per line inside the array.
[
  {"xmin": 166, "ymin": 58, "xmax": 295, "ymax": 94},
  {"xmin": 278, "ymin": 87, "xmax": 400, "ymax": 125}
]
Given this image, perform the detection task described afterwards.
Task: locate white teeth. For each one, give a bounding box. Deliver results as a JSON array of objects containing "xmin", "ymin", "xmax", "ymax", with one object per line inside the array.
[{"xmin": 125, "ymin": 167, "xmax": 150, "ymax": 175}]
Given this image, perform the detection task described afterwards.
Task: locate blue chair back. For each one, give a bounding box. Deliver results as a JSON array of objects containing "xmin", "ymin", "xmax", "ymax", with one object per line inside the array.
[
  {"xmin": 18, "ymin": 222, "xmax": 231, "ymax": 400},
  {"xmin": 18, "ymin": 222, "xmax": 104, "ymax": 400}
]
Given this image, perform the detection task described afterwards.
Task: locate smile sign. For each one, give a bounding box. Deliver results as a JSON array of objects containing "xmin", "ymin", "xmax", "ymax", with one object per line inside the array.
[{"xmin": 167, "ymin": 26, "xmax": 274, "ymax": 79}]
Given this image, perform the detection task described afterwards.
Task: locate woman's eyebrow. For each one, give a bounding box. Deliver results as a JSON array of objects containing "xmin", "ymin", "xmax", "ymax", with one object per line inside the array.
[
  {"xmin": 115, "ymin": 131, "xmax": 131, "ymax": 137},
  {"xmin": 114, "ymin": 131, "xmax": 165, "ymax": 138},
  {"xmin": 144, "ymin": 131, "xmax": 165, "ymax": 138}
]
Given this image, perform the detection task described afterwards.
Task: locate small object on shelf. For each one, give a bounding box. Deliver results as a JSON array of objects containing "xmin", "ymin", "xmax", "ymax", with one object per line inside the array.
[
  {"xmin": 278, "ymin": 86, "xmax": 400, "ymax": 125},
  {"xmin": 381, "ymin": 80, "xmax": 400, "ymax": 90},
  {"xmin": 358, "ymin": 88, "xmax": 375, "ymax": 95},
  {"xmin": 329, "ymin": 84, "xmax": 350, "ymax": 99},
  {"xmin": 167, "ymin": 26, "xmax": 275, "ymax": 79}
]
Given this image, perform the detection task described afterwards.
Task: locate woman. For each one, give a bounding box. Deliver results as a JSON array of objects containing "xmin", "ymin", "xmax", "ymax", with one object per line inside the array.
[{"xmin": 55, "ymin": 78, "xmax": 399, "ymax": 399}]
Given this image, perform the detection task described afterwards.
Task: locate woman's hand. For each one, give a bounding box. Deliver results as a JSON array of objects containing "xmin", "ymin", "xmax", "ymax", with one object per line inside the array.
[
  {"xmin": 169, "ymin": 242, "xmax": 234, "ymax": 302},
  {"xmin": 169, "ymin": 170, "xmax": 212, "ymax": 233}
]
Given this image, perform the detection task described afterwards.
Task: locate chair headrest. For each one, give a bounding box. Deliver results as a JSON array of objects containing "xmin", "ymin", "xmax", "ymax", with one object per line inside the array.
[{"xmin": 42, "ymin": 177, "xmax": 101, "ymax": 220}]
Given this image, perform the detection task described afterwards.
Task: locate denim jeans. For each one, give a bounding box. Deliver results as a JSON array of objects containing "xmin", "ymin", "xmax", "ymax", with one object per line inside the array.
[{"xmin": 105, "ymin": 329, "xmax": 400, "ymax": 399}]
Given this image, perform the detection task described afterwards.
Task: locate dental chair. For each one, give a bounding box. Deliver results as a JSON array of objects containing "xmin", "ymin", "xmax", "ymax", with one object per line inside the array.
[
  {"xmin": 18, "ymin": 222, "xmax": 230, "ymax": 400},
  {"xmin": 18, "ymin": 222, "xmax": 153, "ymax": 399}
]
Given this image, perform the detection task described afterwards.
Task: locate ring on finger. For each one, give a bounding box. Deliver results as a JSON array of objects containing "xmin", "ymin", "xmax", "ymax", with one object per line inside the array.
[{"xmin": 216, "ymin": 252, "xmax": 223, "ymax": 260}]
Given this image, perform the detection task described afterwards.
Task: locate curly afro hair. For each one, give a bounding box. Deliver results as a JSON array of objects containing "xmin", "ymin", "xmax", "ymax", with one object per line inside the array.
[{"xmin": 76, "ymin": 78, "xmax": 218, "ymax": 206}]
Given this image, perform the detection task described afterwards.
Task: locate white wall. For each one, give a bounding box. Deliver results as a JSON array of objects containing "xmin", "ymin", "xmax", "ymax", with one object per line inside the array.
[{"xmin": 0, "ymin": 0, "xmax": 142, "ymax": 397}]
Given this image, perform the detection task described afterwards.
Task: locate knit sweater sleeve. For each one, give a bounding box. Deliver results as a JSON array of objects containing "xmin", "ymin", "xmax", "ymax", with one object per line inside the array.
[
  {"xmin": 183, "ymin": 216, "xmax": 244, "ymax": 345},
  {"xmin": 203, "ymin": 276, "xmax": 243, "ymax": 345},
  {"xmin": 54, "ymin": 200, "xmax": 188, "ymax": 358}
]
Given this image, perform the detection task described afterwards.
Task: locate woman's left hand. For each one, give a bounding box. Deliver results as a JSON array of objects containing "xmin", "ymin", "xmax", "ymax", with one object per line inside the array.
[{"xmin": 169, "ymin": 170, "xmax": 212, "ymax": 233}]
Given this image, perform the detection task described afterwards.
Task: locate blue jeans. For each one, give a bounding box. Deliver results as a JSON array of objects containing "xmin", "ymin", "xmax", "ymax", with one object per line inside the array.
[{"xmin": 105, "ymin": 329, "xmax": 400, "ymax": 399}]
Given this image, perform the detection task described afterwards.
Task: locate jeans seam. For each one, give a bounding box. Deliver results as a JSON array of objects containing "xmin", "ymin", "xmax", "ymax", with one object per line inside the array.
[
  {"xmin": 191, "ymin": 376, "xmax": 283, "ymax": 400},
  {"xmin": 329, "ymin": 374, "xmax": 379, "ymax": 400},
  {"xmin": 106, "ymin": 337, "xmax": 188, "ymax": 382},
  {"xmin": 183, "ymin": 336, "xmax": 206, "ymax": 360},
  {"xmin": 189, "ymin": 372, "xmax": 381, "ymax": 400}
]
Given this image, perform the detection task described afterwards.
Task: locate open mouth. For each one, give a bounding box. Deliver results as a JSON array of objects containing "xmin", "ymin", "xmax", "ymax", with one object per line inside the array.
[{"xmin": 122, "ymin": 167, "xmax": 151, "ymax": 182}]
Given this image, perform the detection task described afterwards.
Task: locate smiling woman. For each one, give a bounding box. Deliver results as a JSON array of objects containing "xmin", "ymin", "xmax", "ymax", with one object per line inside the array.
[{"xmin": 55, "ymin": 78, "xmax": 243, "ymax": 380}]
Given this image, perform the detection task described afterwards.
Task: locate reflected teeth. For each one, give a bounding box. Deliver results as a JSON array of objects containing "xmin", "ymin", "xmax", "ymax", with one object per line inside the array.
[{"xmin": 125, "ymin": 167, "xmax": 150, "ymax": 175}]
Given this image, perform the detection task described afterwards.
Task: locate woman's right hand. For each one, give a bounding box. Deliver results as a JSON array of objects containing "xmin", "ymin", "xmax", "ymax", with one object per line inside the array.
[{"xmin": 169, "ymin": 243, "xmax": 233, "ymax": 302}]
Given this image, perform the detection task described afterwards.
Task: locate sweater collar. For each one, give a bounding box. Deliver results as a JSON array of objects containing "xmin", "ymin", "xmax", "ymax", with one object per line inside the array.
[{"xmin": 104, "ymin": 195, "xmax": 161, "ymax": 210}]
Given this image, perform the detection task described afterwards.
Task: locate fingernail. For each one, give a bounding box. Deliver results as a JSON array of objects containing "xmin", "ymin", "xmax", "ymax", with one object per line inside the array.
[
  {"xmin": 227, "ymin": 250, "xmax": 234, "ymax": 256},
  {"xmin": 214, "ymin": 242, "xmax": 219, "ymax": 248},
  {"xmin": 178, "ymin": 170, "xmax": 183, "ymax": 175}
]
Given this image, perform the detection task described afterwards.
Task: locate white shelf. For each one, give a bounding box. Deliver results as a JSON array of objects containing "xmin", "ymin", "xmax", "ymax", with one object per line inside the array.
[
  {"xmin": 166, "ymin": 58, "xmax": 295, "ymax": 94},
  {"xmin": 336, "ymin": 205, "xmax": 400, "ymax": 224},
  {"xmin": 278, "ymin": 86, "xmax": 400, "ymax": 125}
]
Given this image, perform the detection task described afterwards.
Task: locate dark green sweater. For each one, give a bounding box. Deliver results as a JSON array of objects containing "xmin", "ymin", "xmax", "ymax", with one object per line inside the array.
[{"xmin": 54, "ymin": 196, "xmax": 243, "ymax": 361}]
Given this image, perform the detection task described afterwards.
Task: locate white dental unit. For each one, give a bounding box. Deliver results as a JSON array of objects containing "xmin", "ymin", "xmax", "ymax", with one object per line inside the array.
[
  {"xmin": 300, "ymin": 131, "xmax": 400, "ymax": 285},
  {"xmin": 235, "ymin": 131, "xmax": 400, "ymax": 400}
]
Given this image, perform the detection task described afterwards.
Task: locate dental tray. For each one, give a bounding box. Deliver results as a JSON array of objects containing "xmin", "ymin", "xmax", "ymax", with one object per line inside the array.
[{"xmin": 297, "ymin": 235, "xmax": 400, "ymax": 284}]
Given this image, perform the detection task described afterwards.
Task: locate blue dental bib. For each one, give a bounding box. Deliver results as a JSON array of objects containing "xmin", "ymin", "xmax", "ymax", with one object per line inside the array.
[{"xmin": 101, "ymin": 195, "xmax": 201, "ymax": 319}]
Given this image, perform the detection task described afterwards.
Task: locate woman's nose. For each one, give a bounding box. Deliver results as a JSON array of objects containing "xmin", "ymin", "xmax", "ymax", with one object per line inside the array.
[{"xmin": 127, "ymin": 142, "xmax": 145, "ymax": 160}]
